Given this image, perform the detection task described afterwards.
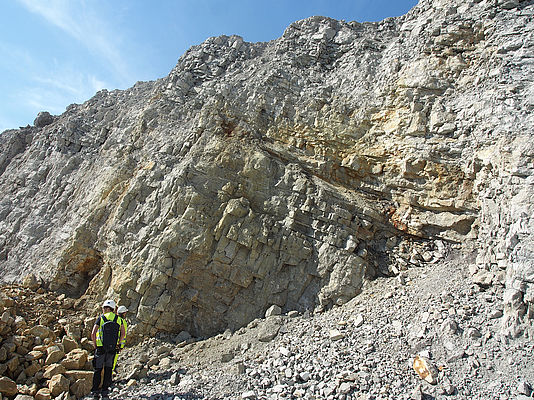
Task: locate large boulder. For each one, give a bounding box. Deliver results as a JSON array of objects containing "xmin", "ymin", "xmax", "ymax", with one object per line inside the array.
[
  {"xmin": 0, "ymin": 376, "xmax": 18, "ymax": 396},
  {"xmin": 49, "ymin": 374, "xmax": 69, "ymax": 397},
  {"xmin": 61, "ymin": 336, "xmax": 79, "ymax": 354},
  {"xmin": 61, "ymin": 349, "xmax": 88, "ymax": 370},
  {"xmin": 15, "ymin": 395, "xmax": 35, "ymax": 400},
  {"xmin": 64, "ymin": 370, "xmax": 93, "ymax": 381},
  {"xmin": 45, "ymin": 346, "xmax": 65, "ymax": 365},
  {"xmin": 33, "ymin": 111, "xmax": 54, "ymax": 128},
  {"xmin": 22, "ymin": 274, "xmax": 41, "ymax": 290},
  {"xmin": 70, "ymin": 378, "xmax": 92, "ymax": 398},
  {"xmin": 35, "ymin": 387, "xmax": 52, "ymax": 400},
  {"xmin": 29, "ymin": 326, "xmax": 53, "ymax": 340},
  {"xmin": 43, "ymin": 363, "xmax": 67, "ymax": 379},
  {"xmin": 24, "ymin": 361, "xmax": 41, "ymax": 377}
]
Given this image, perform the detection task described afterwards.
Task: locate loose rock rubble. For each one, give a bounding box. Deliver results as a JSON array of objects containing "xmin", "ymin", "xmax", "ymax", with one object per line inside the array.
[
  {"xmin": 0, "ymin": 283, "xmax": 96, "ymax": 400},
  {"xmin": 0, "ymin": 0, "xmax": 533, "ymax": 398},
  {"xmin": 0, "ymin": 248, "xmax": 531, "ymax": 400},
  {"xmin": 96, "ymin": 249, "xmax": 532, "ymax": 400}
]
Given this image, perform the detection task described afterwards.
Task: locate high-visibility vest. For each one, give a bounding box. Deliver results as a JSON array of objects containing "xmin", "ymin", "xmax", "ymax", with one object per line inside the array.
[
  {"xmin": 95, "ymin": 312, "xmax": 118, "ymax": 347},
  {"xmin": 118, "ymin": 318, "xmax": 128, "ymax": 349}
]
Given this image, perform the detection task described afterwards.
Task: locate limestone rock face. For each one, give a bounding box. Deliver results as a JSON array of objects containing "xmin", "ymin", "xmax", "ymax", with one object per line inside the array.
[
  {"xmin": 33, "ymin": 112, "xmax": 54, "ymax": 128},
  {"xmin": 0, "ymin": 0, "xmax": 533, "ymax": 337}
]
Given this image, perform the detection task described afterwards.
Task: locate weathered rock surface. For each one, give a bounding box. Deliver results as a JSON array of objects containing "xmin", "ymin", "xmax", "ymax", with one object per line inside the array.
[
  {"xmin": 106, "ymin": 250, "xmax": 534, "ymax": 399},
  {"xmin": 0, "ymin": 0, "xmax": 532, "ymax": 344},
  {"xmin": 33, "ymin": 112, "xmax": 54, "ymax": 128}
]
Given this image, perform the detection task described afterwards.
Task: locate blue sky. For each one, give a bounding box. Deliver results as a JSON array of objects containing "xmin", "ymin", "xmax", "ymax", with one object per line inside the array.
[{"xmin": 0, "ymin": 0, "xmax": 418, "ymax": 132}]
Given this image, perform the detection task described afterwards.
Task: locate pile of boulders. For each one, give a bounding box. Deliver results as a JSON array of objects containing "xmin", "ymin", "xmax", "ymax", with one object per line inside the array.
[
  {"xmin": 379, "ymin": 237, "xmax": 448, "ymax": 278},
  {"xmin": 0, "ymin": 284, "xmax": 95, "ymax": 400}
]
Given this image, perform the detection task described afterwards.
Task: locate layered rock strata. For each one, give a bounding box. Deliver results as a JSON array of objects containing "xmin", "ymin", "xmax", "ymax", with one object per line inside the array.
[{"xmin": 0, "ymin": 0, "xmax": 532, "ymax": 338}]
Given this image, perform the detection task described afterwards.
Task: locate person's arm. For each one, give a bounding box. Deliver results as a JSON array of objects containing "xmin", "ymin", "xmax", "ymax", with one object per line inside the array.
[
  {"xmin": 119, "ymin": 323, "xmax": 126, "ymax": 348},
  {"xmin": 91, "ymin": 323, "xmax": 99, "ymax": 348},
  {"xmin": 119, "ymin": 320, "xmax": 127, "ymax": 349}
]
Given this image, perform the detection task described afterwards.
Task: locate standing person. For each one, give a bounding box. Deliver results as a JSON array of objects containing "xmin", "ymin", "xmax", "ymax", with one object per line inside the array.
[
  {"xmin": 113, "ymin": 305, "xmax": 128, "ymax": 374},
  {"xmin": 90, "ymin": 299, "xmax": 125, "ymax": 398}
]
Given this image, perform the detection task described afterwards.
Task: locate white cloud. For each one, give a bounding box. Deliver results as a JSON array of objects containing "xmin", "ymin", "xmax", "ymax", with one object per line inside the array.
[
  {"xmin": 16, "ymin": 0, "xmax": 133, "ymax": 85},
  {"xmin": 22, "ymin": 67, "xmax": 111, "ymax": 115},
  {"xmin": 0, "ymin": 39, "xmax": 109, "ymax": 107},
  {"xmin": 0, "ymin": 1, "xmax": 122, "ymax": 128},
  {"xmin": 89, "ymin": 75, "xmax": 107, "ymax": 93}
]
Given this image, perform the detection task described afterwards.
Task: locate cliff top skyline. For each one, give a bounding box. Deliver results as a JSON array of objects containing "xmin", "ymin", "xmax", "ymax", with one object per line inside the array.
[{"xmin": 0, "ymin": 0, "xmax": 417, "ymax": 133}]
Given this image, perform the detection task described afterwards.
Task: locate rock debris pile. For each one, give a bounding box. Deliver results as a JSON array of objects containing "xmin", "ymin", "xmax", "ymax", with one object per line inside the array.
[
  {"xmin": 0, "ymin": 249, "xmax": 532, "ymax": 399},
  {"xmin": 0, "ymin": 282, "xmax": 99, "ymax": 400},
  {"xmin": 0, "ymin": 0, "xmax": 533, "ymax": 398},
  {"xmin": 95, "ymin": 250, "xmax": 533, "ymax": 400}
]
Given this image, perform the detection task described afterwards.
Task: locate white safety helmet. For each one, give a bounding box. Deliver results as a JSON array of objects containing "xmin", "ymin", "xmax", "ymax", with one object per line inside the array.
[
  {"xmin": 102, "ymin": 299, "xmax": 116, "ymax": 309},
  {"xmin": 117, "ymin": 305, "xmax": 128, "ymax": 314}
]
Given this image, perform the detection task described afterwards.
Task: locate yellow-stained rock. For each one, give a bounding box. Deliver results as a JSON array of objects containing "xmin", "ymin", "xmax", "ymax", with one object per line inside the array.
[
  {"xmin": 35, "ymin": 387, "xmax": 52, "ymax": 400},
  {"xmin": 61, "ymin": 349, "xmax": 88, "ymax": 370},
  {"xmin": 413, "ymin": 355, "xmax": 438, "ymax": 385},
  {"xmin": 49, "ymin": 374, "xmax": 70, "ymax": 397},
  {"xmin": 0, "ymin": 376, "xmax": 18, "ymax": 397}
]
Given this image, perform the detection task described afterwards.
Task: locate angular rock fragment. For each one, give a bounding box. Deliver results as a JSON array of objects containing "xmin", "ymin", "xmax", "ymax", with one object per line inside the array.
[
  {"xmin": 48, "ymin": 374, "xmax": 69, "ymax": 397},
  {"xmin": 413, "ymin": 355, "xmax": 438, "ymax": 385},
  {"xmin": 329, "ymin": 329, "xmax": 345, "ymax": 340},
  {"xmin": 265, "ymin": 305, "xmax": 282, "ymax": 318},
  {"xmin": 33, "ymin": 111, "xmax": 54, "ymax": 128},
  {"xmin": 0, "ymin": 376, "xmax": 18, "ymax": 397}
]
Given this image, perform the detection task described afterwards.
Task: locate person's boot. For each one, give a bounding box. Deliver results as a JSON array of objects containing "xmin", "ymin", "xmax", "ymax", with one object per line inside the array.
[{"xmin": 86, "ymin": 390, "xmax": 100, "ymax": 400}]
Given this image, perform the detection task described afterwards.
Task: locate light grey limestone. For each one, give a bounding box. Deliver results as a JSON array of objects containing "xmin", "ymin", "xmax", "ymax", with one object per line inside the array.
[{"xmin": 0, "ymin": 0, "xmax": 532, "ymax": 340}]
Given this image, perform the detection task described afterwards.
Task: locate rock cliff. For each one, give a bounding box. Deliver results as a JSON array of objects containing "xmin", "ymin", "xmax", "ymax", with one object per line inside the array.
[{"xmin": 0, "ymin": 0, "xmax": 532, "ymax": 339}]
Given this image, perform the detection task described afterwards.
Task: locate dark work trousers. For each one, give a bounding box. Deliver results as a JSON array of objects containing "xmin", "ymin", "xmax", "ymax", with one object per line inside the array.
[{"xmin": 92, "ymin": 347, "xmax": 116, "ymax": 391}]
